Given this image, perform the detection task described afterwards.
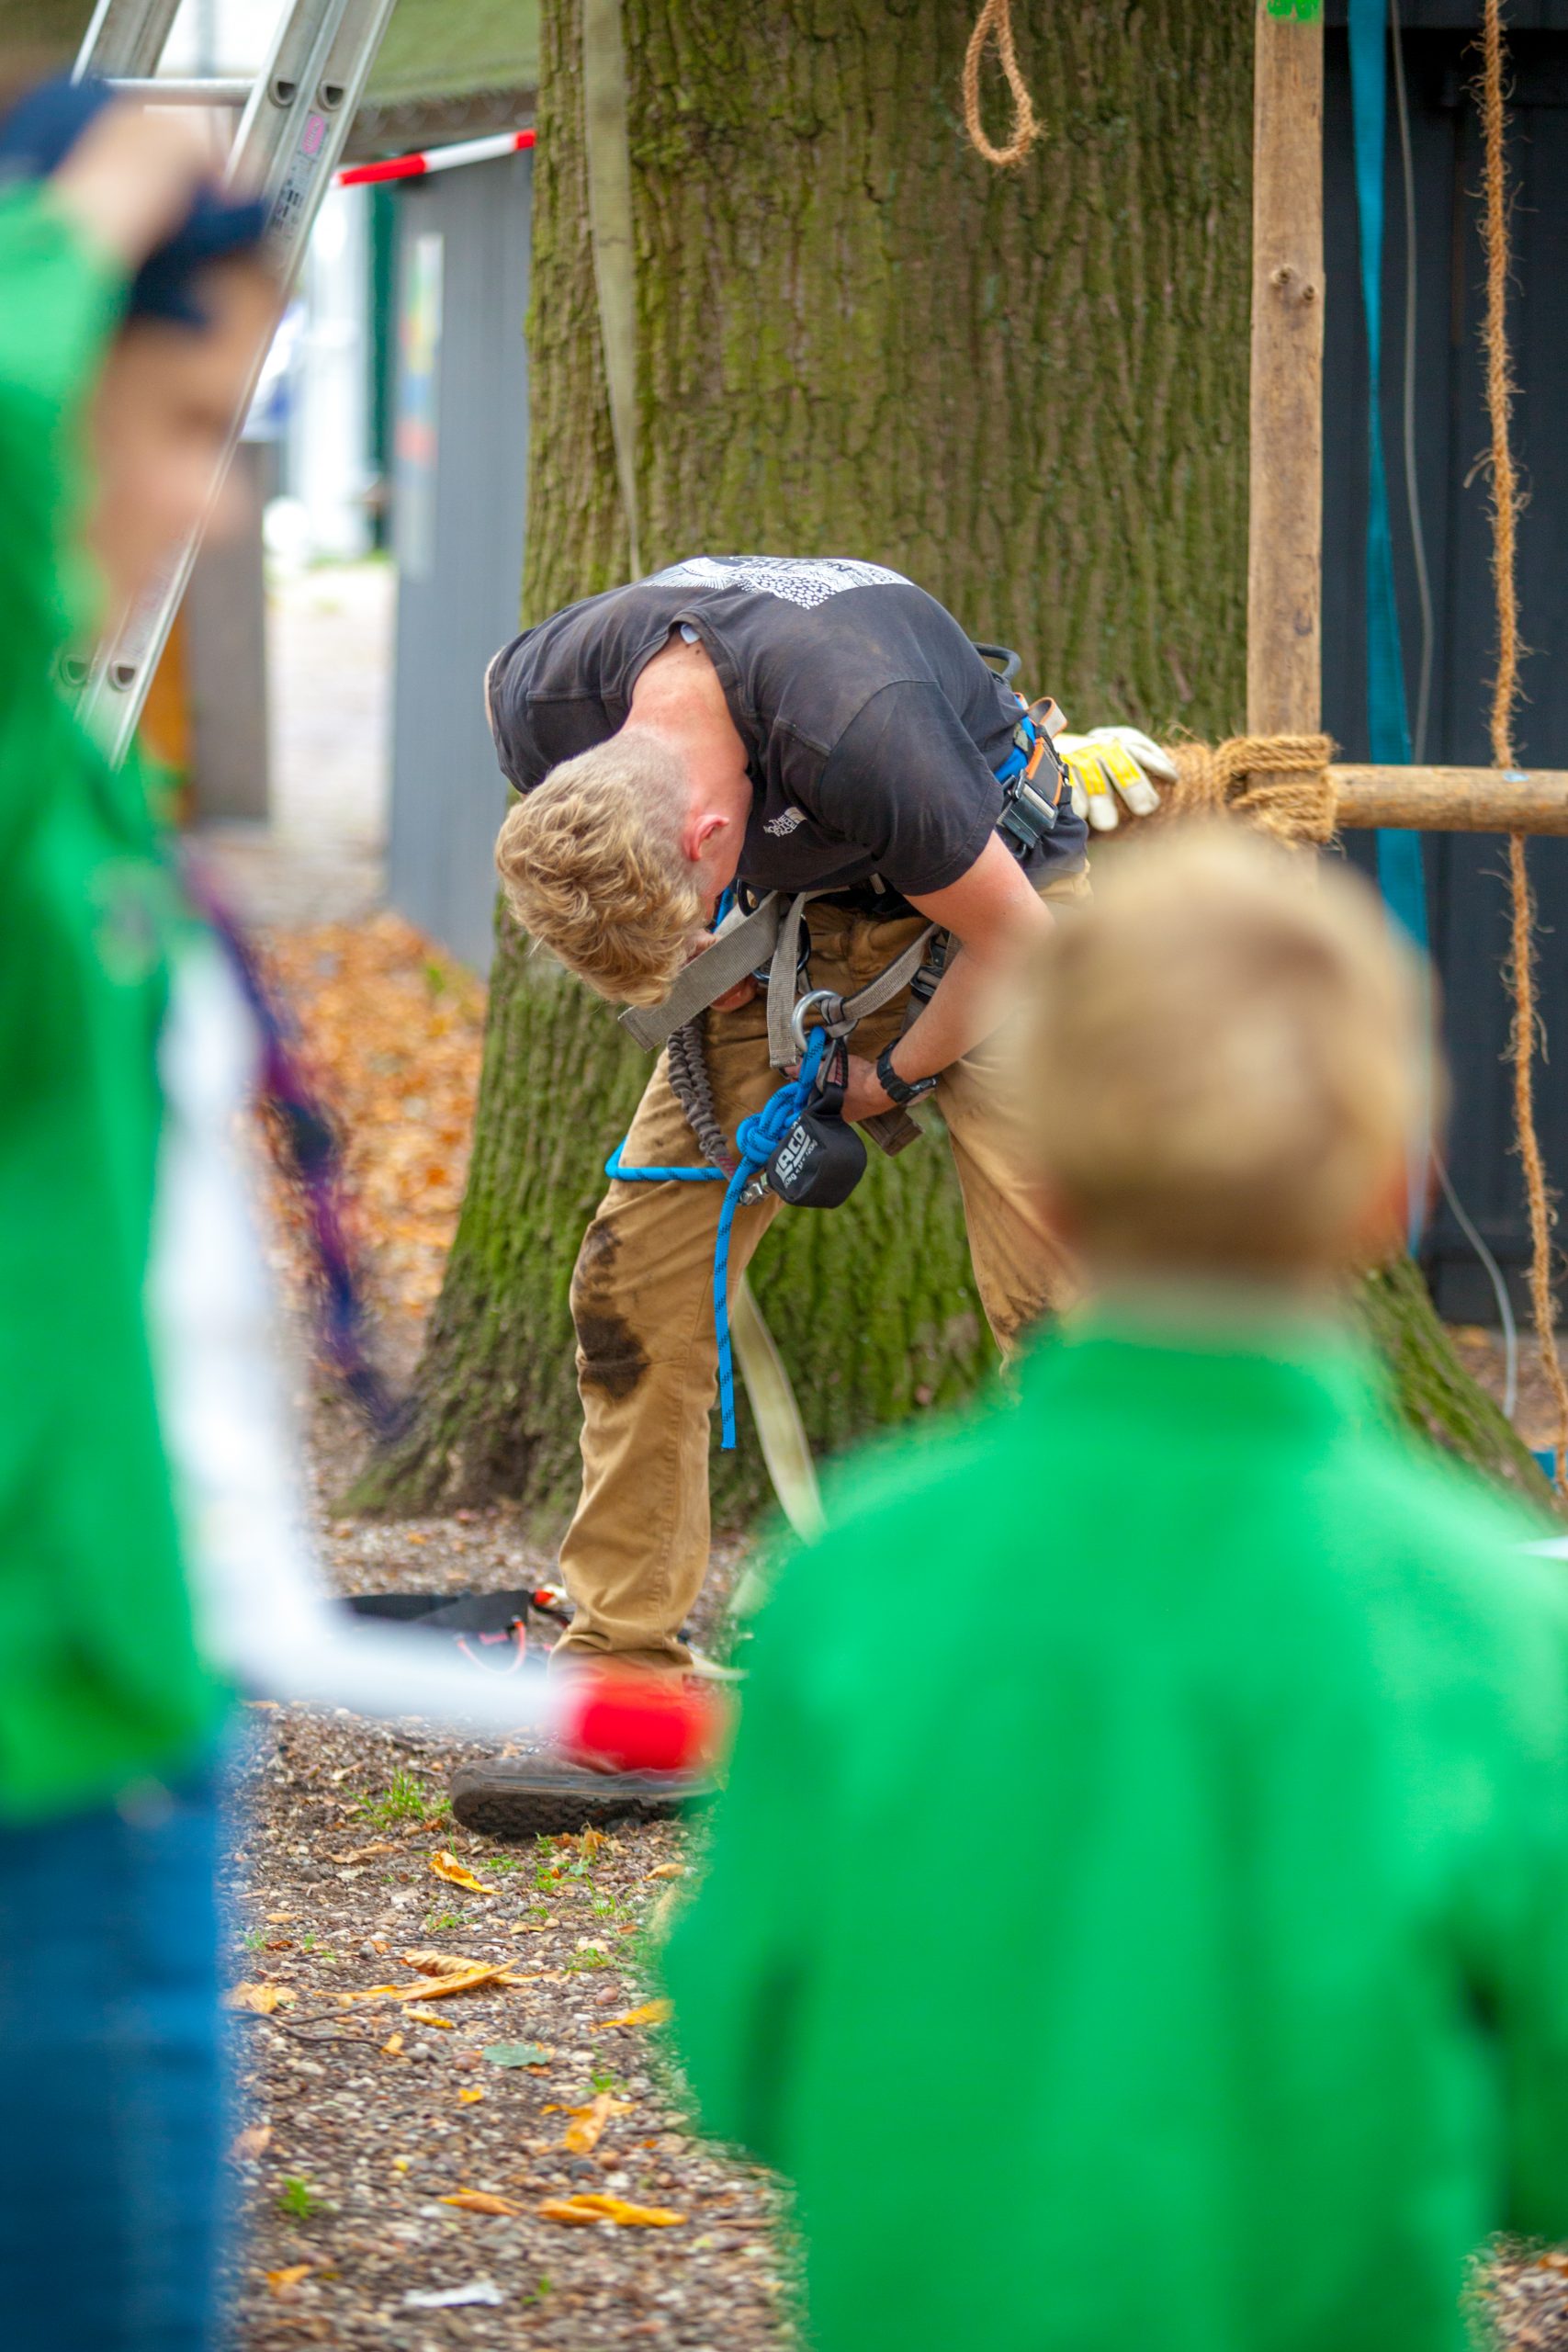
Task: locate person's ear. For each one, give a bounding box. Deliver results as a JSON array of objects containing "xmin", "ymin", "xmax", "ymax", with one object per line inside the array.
[
  {"xmin": 1352, "ymin": 1144, "xmax": 1416, "ymax": 1264},
  {"xmin": 683, "ymin": 808, "xmax": 730, "ymax": 864}
]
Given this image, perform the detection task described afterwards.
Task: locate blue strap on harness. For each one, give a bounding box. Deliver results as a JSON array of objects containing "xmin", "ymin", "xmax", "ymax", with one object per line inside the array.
[
  {"xmin": 712, "ymin": 1026, "xmax": 827, "ymax": 1448},
  {"xmin": 604, "ymin": 1021, "xmax": 828, "ymax": 1452}
]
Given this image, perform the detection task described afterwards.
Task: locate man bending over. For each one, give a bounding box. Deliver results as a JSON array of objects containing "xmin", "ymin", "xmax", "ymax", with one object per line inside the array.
[{"xmin": 456, "ymin": 555, "xmax": 1160, "ymax": 1834}]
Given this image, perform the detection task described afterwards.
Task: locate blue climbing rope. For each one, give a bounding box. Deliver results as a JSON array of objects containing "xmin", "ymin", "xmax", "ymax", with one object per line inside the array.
[
  {"xmin": 713, "ymin": 1026, "xmax": 827, "ymax": 1449},
  {"xmin": 604, "ymin": 1023, "xmax": 828, "ymax": 1451},
  {"xmin": 604, "ymin": 1144, "xmax": 724, "ymax": 1183}
]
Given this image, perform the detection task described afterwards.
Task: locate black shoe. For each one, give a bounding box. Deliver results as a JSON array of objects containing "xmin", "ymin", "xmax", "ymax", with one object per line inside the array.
[{"xmin": 447, "ymin": 1747, "xmax": 716, "ymax": 1841}]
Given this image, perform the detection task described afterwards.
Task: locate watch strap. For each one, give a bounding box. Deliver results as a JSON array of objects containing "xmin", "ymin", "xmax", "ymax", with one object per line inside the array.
[{"xmin": 875, "ymin": 1044, "xmax": 937, "ymax": 1106}]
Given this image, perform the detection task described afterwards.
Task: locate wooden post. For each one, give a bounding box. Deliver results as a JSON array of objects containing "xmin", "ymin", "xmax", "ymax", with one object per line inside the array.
[
  {"xmin": 1331, "ymin": 765, "xmax": 1568, "ymax": 833},
  {"xmin": 1247, "ymin": 3, "xmax": 1325, "ymax": 741}
]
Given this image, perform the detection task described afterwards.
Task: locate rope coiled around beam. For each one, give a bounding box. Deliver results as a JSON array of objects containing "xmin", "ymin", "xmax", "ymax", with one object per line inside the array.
[{"xmin": 1163, "ymin": 733, "xmax": 1337, "ymax": 845}]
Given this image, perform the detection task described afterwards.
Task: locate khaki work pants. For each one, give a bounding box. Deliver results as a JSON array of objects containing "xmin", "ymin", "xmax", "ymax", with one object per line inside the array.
[{"xmin": 557, "ymin": 872, "xmax": 1089, "ymax": 1669}]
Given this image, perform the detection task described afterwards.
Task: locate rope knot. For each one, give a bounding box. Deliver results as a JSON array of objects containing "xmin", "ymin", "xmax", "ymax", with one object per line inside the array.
[
  {"xmin": 962, "ymin": 0, "xmax": 1043, "ymax": 170},
  {"xmin": 1166, "ymin": 733, "xmax": 1337, "ymax": 845}
]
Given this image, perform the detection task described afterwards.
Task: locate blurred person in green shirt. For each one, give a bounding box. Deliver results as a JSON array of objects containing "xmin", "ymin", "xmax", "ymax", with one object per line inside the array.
[{"xmin": 665, "ymin": 824, "xmax": 1568, "ymax": 2352}]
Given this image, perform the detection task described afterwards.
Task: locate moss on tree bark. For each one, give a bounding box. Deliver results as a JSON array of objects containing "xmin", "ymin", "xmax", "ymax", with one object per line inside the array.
[{"xmin": 356, "ymin": 0, "xmax": 1556, "ymax": 1526}]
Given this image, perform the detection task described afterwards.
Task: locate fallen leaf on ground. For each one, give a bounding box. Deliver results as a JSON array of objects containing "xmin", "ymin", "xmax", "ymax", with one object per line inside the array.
[
  {"xmin": 538, "ymin": 2194, "xmax": 685, "ymax": 2230},
  {"xmin": 381, "ymin": 2032, "xmax": 405, "ymax": 2056},
  {"xmin": 266, "ymin": 2265, "xmax": 312, "ymax": 2294},
  {"xmin": 483, "ymin": 2041, "xmax": 550, "ymax": 2069},
  {"xmin": 647, "ymin": 1862, "xmax": 685, "ymax": 1881},
  {"xmin": 429, "ymin": 1850, "xmax": 497, "ymax": 1896},
  {"xmin": 402, "ymin": 2005, "xmax": 457, "ymax": 2030},
  {"xmin": 347, "ymin": 1963, "xmax": 510, "ymax": 2003},
  {"xmin": 458, "ymin": 2087, "xmax": 485, "ymax": 2105},
  {"xmin": 336, "ymin": 1840, "xmax": 400, "ymax": 1863},
  {"xmin": 561, "ymin": 2092, "xmax": 634, "ymax": 2154},
  {"xmin": 438, "ymin": 2191, "xmax": 521, "ymax": 2217},
  {"xmin": 405, "ymin": 2279, "xmax": 505, "ymax": 2310},
  {"xmin": 593, "ymin": 2000, "xmax": 671, "ymax": 2031},
  {"xmin": 401, "ymin": 1949, "xmax": 485, "ymax": 1978},
  {"xmin": 265, "ymin": 1912, "xmax": 298, "ymax": 1925},
  {"xmin": 229, "ymin": 2124, "xmax": 273, "ymax": 2161},
  {"xmin": 225, "ymin": 1983, "xmax": 298, "ymax": 2016}
]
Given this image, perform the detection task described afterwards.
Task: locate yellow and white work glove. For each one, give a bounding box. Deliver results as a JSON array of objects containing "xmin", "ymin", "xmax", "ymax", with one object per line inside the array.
[{"xmin": 1056, "ymin": 726, "xmax": 1177, "ymax": 833}]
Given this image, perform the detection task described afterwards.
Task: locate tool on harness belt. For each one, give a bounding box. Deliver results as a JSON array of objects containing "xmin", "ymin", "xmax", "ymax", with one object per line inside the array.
[
  {"xmin": 994, "ymin": 694, "xmax": 1070, "ymax": 858},
  {"xmin": 761, "ymin": 1025, "xmax": 868, "ymax": 1211}
]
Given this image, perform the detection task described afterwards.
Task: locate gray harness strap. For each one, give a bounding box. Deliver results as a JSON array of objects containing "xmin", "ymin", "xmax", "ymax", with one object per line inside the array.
[
  {"xmin": 617, "ymin": 892, "xmax": 784, "ymax": 1051},
  {"xmin": 763, "ymin": 894, "xmax": 937, "ymax": 1069},
  {"xmin": 623, "ymin": 886, "xmax": 937, "ymax": 1159}
]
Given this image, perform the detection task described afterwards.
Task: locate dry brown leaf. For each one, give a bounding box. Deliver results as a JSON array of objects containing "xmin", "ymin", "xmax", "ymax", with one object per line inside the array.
[
  {"xmin": 347, "ymin": 1962, "xmax": 509, "ymax": 2004},
  {"xmin": 266, "ymin": 2265, "xmax": 313, "ymax": 2294},
  {"xmin": 229, "ymin": 2123, "xmax": 273, "ymax": 2162},
  {"xmin": 401, "ymin": 1950, "xmax": 484, "ymax": 1979},
  {"xmin": 335, "ymin": 1840, "xmax": 400, "ymax": 1864},
  {"xmin": 561, "ymin": 2093, "xmax": 633, "ymax": 2154},
  {"xmin": 647, "ymin": 1862, "xmax": 685, "ymax": 1881},
  {"xmin": 538, "ymin": 2193, "xmax": 684, "ymax": 2230},
  {"xmin": 438, "ymin": 2190, "xmax": 520, "ymax": 2217},
  {"xmin": 402, "ymin": 2005, "xmax": 457, "ymax": 2030},
  {"xmin": 458, "ymin": 2087, "xmax": 485, "ymax": 2105},
  {"xmin": 592, "ymin": 2000, "xmax": 671, "ymax": 2032},
  {"xmin": 381, "ymin": 2032, "xmax": 405, "ymax": 2057},
  {"xmin": 428, "ymin": 1850, "xmax": 497, "ymax": 1896},
  {"xmin": 225, "ymin": 1982, "xmax": 298, "ymax": 2016}
]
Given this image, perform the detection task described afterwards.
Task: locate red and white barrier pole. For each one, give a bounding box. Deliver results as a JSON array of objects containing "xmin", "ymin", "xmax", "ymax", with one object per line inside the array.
[{"xmin": 338, "ymin": 127, "xmax": 536, "ymax": 189}]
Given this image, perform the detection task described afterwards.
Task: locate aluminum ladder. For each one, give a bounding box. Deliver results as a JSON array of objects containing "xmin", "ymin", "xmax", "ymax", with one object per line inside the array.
[{"xmin": 69, "ymin": 0, "xmax": 398, "ymax": 763}]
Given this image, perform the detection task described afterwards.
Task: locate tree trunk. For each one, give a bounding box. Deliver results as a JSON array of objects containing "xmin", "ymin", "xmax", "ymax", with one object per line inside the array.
[{"xmin": 359, "ymin": 0, "xmax": 1556, "ymax": 1525}]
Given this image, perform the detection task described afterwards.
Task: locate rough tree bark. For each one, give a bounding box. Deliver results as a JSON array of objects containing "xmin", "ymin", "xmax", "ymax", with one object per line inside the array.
[{"xmin": 358, "ymin": 0, "xmax": 1554, "ymax": 1524}]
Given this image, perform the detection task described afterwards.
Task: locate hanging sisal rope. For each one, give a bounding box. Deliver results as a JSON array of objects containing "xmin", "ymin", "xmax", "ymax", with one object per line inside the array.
[
  {"xmin": 962, "ymin": 0, "xmax": 1043, "ymax": 169},
  {"xmin": 1478, "ymin": 0, "xmax": 1568, "ymax": 1478}
]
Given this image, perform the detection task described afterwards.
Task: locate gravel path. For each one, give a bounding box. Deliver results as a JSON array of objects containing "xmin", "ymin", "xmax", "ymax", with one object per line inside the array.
[{"xmin": 222, "ymin": 1381, "xmax": 777, "ymax": 2350}]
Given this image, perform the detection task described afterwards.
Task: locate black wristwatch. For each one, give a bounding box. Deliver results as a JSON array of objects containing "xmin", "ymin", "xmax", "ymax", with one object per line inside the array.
[{"xmin": 875, "ymin": 1044, "xmax": 938, "ymax": 1107}]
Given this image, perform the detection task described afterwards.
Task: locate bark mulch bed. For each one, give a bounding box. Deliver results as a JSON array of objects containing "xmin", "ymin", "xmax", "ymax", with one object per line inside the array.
[{"xmin": 231, "ymin": 913, "xmax": 1566, "ymax": 2349}]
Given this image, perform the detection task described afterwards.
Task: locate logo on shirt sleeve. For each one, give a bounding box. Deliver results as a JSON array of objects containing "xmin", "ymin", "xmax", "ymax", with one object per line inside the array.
[
  {"xmin": 763, "ymin": 807, "xmax": 807, "ymax": 838},
  {"xmin": 648, "ymin": 555, "xmax": 909, "ymax": 610}
]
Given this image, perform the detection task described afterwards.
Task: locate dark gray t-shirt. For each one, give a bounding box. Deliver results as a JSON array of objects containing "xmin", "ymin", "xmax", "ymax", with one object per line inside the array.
[{"xmin": 486, "ymin": 556, "xmax": 1087, "ymax": 906}]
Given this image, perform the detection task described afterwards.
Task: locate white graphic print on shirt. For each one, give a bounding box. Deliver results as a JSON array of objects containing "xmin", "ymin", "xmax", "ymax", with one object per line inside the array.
[
  {"xmin": 649, "ymin": 555, "xmax": 909, "ymax": 611},
  {"xmin": 763, "ymin": 807, "xmax": 807, "ymax": 837}
]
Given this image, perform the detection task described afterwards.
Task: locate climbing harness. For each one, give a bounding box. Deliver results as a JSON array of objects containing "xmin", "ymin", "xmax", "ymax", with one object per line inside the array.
[{"xmin": 604, "ymin": 658, "xmax": 1071, "ymax": 1457}]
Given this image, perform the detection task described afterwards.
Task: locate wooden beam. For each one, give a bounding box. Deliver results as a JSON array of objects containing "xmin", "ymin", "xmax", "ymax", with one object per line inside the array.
[
  {"xmin": 1330, "ymin": 766, "xmax": 1568, "ymax": 835},
  {"xmin": 1247, "ymin": 4, "xmax": 1325, "ymax": 739}
]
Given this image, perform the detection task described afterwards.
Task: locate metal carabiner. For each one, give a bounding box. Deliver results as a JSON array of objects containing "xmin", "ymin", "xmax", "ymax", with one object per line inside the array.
[{"xmin": 790, "ymin": 987, "xmax": 843, "ymax": 1058}]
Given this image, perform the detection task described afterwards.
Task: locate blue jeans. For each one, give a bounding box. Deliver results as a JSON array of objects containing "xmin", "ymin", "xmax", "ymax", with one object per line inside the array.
[{"xmin": 0, "ymin": 1764, "xmax": 227, "ymax": 2352}]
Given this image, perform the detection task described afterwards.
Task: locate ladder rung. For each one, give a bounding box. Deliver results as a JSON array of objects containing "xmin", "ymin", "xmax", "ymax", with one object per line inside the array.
[{"xmin": 107, "ymin": 76, "xmax": 255, "ymax": 106}]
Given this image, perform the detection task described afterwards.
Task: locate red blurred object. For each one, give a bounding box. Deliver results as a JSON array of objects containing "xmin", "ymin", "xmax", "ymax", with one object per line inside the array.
[
  {"xmin": 563, "ymin": 1675, "xmax": 725, "ymax": 1775},
  {"xmin": 338, "ymin": 128, "xmax": 536, "ymax": 189}
]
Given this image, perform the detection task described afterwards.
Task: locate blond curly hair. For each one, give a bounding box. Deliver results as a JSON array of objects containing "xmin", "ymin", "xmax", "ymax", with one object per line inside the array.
[
  {"xmin": 493, "ymin": 736, "xmax": 705, "ymax": 1006},
  {"xmin": 1018, "ymin": 825, "xmax": 1435, "ymax": 1278}
]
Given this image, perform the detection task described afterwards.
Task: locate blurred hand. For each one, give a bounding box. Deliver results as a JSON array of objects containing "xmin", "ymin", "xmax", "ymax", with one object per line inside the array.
[
  {"xmin": 50, "ymin": 101, "xmax": 217, "ymax": 270},
  {"xmin": 839, "ymin": 1053, "xmax": 893, "ymax": 1124},
  {"xmin": 1056, "ymin": 725, "xmax": 1177, "ymax": 833}
]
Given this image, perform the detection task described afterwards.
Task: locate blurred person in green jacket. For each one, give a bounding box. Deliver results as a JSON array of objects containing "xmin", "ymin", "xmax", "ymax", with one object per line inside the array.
[
  {"xmin": 0, "ymin": 80, "xmax": 619, "ymax": 2352},
  {"xmin": 664, "ymin": 824, "xmax": 1568, "ymax": 2352}
]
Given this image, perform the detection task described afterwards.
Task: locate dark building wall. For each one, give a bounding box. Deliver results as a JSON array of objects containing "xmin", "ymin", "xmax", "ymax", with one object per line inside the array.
[
  {"xmin": 387, "ymin": 150, "xmax": 531, "ymax": 972},
  {"xmin": 1321, "ymin": 12, "xmax": 1568, "ymax": 1317}
]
